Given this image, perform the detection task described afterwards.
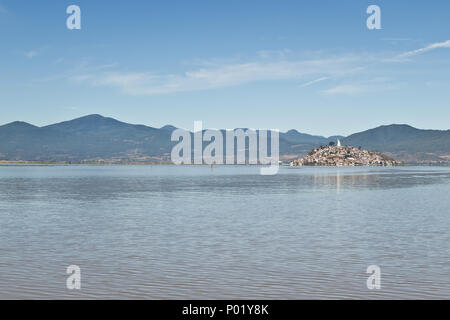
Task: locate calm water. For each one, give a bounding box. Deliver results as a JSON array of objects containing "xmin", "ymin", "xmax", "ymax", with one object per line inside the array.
[{"xmin": 0, "ymin": 165, "xmax": 449, "ymax": 299}]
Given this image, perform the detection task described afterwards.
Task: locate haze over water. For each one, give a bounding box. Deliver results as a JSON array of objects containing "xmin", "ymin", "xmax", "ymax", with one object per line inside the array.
[{"xmin": 0, "ymin": 165, "xmax": 449, "ymax": 299}]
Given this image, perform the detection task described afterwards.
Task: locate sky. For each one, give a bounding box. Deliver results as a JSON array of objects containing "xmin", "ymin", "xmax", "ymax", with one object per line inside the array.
[{"xmin": 1, "ymin": 0, "xmax": 450, "ymax": 136}]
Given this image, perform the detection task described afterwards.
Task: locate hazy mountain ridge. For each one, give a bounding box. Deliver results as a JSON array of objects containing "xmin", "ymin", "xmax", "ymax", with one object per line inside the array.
[
  {"xmin": 1, "ymin": 115, "xmax": 449, "ymax": 164},
  {"xmin": 342, "ymin": 124, "xmax": 450, "ymax": 164}
]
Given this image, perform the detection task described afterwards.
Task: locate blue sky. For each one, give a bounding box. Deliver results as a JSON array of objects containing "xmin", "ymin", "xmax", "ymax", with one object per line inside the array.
[{"xmin": 1, "ymin": 0, "xmax": 450, "ymax": 136}]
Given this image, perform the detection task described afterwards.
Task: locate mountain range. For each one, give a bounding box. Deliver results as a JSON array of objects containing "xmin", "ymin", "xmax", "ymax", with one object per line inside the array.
[{"xmin": 1, "ymin": 114, "xmax": 450, "ymax": 164}]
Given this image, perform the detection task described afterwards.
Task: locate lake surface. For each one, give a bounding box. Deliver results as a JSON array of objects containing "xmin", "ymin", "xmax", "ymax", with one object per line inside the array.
[{"xmin": 0, "ymin": 165, "xmax": 449, "ymax": 299}]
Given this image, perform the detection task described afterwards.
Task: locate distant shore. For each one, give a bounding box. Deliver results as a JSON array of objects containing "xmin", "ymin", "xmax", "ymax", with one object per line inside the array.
[
  {"xmin": 1, "ymin": 160, "xmax": 450, "ymax": 167},
  {"xmin": 0, "ymin": 161, "xmax": 173, "ymax": 165}
]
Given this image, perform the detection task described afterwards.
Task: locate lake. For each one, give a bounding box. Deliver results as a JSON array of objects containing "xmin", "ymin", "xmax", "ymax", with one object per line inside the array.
[{"xmin": 0, "ymin": 165, "xmax": 449, "ymax": 299}]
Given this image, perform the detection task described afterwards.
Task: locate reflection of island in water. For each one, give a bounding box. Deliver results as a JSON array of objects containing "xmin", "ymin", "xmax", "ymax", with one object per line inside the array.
[
  {"xmin": 290, "ymin": 140, "xmax": 401, "ymax": 167},
  {"xmin": 309, "ymin": 167, "xmax": 450, "ymax": 191}
]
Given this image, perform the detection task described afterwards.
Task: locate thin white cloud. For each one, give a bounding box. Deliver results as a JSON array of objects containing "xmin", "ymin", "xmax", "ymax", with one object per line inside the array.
[
  {"xmin": 25, "ymin": 50, "xmax": 39, "ymax": 59},
  {"xmin": 69, "ymin": 39, "xmax": 447, "ymax": 96},
  {"xmin": 72, "ymin": 55, "xmax": 366, "ymax": 95},
  {"xmin": 322, "ymin": 79, "xmax": 402, "ymax": 96},
  {"xmin": 322, "ymin": 84, "xmax": 368, "ymax": 95},
  {"xmin": 257, "ymin": 49, "xmax": 292, "ymax": 59},
  {"xmin": 381, "ymin": 38, "xmax": 414, "ymax": 42},
  {"xmin": 399, "ymin": 40, "xmax": 450, "ymax": 58},
  {"xmin": 299, "ymin": 77, "xmax": 329, "ymax": 88}
]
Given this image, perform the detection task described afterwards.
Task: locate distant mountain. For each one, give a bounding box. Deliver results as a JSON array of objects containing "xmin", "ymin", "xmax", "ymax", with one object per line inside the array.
[
  {"xmin": 0, "ymin": 115, "xmax": 174, "ymax": 162},
  {"xmin": 281, "ymin": 129, "xmax": 329, "ymax": 145},
  {"xmin": 160, "ymin": 125, "xmax": 178, "ymax": 132},
  {"xmin": 0, "ymin": 115, "xmax": 449, "ymax": 164},
  {"xmin": 342, "ymin": 124, "xmax": 450, "ymax": 163}
]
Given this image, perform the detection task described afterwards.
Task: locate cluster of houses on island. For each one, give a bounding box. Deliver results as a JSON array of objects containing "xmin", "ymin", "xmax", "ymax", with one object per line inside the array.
[{"xmin": 290, "ymin": 140, "xmax": 401, "ymax": 167}]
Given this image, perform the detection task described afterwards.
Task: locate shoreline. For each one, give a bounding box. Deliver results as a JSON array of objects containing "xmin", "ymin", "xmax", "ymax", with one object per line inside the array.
[
  {"xmin": 0, "ymin": 161, "xmax": 173, "ymax": 166},
  {"xmin": 1, "ymin": 161, "xmax": 449, "ymax": 167}
]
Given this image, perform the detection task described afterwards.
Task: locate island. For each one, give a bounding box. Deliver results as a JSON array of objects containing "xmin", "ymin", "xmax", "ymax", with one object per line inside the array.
[{"xmin": 290, "ymin": 140, "xmax": 401, "ymax": 167}]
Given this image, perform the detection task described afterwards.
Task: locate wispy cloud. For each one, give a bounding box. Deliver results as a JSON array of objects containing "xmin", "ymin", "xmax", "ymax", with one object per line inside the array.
[
  {"xmin": 67, "ymin": 39, "xmax": 448, "ymax": 96},
  {"xmin": 381, "ymin": 38, "xmax": 414, "ymax": 42},
  {"xmin": 25, "ymin": 50, "xmax": 39, "ymax": 59},
  {"xmin": 399, "ymin": 40, "xmax": 450, "ymax": 58},
  {"xmin": 322, "ymin": 78, "xmax": 402, "ymax": 96},
  {"xmin": 34, "ymin": 61, "xmax": 118, "ymax": 84},
  {"xmin": 322, "ymin": 84, "xmax": 368, "ymax": 95},
  {"xmin": 72, "ymin": 54, "xmax": 367, "ymax": 95},
  {"xmin": 299, "ymin": 77, "xmax": 330, "ymax": 88},
  {"xmin": 257, "ymin": 49, "xmax": 292, "ymax": 59}
]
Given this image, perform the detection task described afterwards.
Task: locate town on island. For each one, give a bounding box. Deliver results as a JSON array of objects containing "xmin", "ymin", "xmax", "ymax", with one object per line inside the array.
[{"xmin": 289, "ymin": 139, "xmax": 401, "ymax": 167}]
